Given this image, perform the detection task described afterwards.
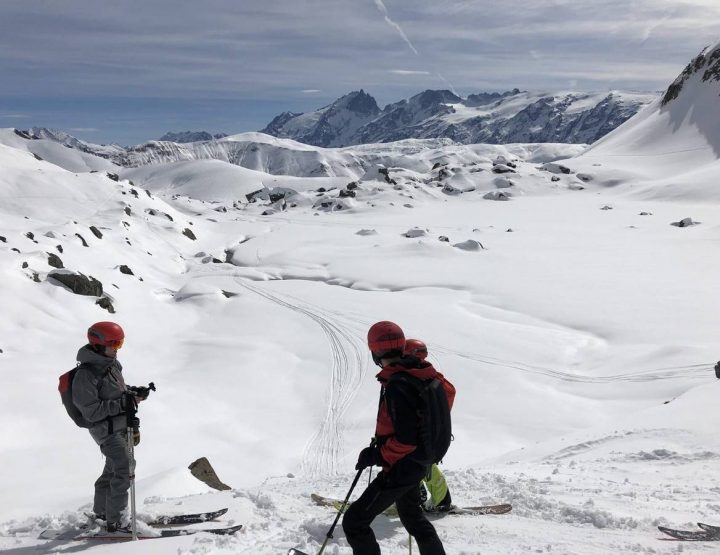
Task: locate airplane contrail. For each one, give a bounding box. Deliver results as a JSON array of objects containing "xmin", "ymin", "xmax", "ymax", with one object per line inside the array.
[{"xmin": 374, "ymin": 0, "xmax": 419, "ymax": 55}]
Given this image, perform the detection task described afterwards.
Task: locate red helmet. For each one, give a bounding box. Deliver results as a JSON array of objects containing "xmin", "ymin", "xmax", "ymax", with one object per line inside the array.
[
  {"xmin": 88, "ymin": 321, "xmax": 125, "ymax": 349},
  {"xmin": 367, "ymin": 321, "xmax": 405, "ymax": 356},
  {"xmin": 404, "ymin": 338, "xmax": 428, "ymax": 360}
]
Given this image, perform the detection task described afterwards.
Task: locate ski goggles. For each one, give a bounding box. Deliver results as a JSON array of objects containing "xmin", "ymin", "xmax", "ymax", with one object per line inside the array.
[{"xmin": 107, "ymin": 338, "xmax": 124, "ymax": 350}]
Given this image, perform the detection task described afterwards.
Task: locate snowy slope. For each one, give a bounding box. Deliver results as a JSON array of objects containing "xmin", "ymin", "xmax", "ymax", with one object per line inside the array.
[
  {"xmin": 0, "ymin": 128, "xmax": 119, "ymax": 173},
  {"xmin": 0, "ymin": 44, "xmax": 719, "ymax": 553},
  {"xmin": 566, "ymin": 42, "xmax": 720, "ymax": 201}
]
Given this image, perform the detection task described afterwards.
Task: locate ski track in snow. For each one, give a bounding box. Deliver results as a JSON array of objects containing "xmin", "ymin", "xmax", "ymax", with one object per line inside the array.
[{"xmin": 234, "ymin": 277, "xmax": 367, "ymax": 476}]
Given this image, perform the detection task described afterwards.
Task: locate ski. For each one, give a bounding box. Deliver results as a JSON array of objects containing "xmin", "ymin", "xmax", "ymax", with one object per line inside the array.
[
  {"xmin": 311, "ymin": 493, "xmax": 511, "ymax": 516},
  {"xmin": 147, "ymin": 507, "xmax": 229, "ymax": 526},
  {"xmin": 74, "ymin": 523, "xmax": 243, "ymax": 540},
  {"xmin": 658, "ymin": 525, "xmax": 720, "ymax": 541},
  {"xmin": 697, "ymin": 522, "xmax": 720, "ymax": 534},
  {"xmin": 83, "ymin": 508, "xmax": 228, "ymax": 526}
]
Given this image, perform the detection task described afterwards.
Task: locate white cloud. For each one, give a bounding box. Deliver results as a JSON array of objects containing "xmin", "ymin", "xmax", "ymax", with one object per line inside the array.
[
  {"xmin": 301, "ymin": 89, "xmax": 322, "ymax": 93},
  {"xmin": 389, "ymin": 69, "xmax": 431, "ymax": 75}
]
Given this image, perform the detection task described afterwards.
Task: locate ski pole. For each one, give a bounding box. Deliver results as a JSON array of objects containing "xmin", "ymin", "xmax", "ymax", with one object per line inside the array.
[
  {"xmin": 127, "ymin": 425, "xmax": 137, "ymax": 541},
  {"xmin": 287, "ymin": 467, "xmax": 364, "ymax": 555},
  {"xmin": 318, "ymin": 467, "xmax": 363, "ymax": 555}
]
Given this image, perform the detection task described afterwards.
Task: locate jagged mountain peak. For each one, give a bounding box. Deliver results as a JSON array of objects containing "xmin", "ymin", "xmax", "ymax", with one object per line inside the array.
[
  {"xmin": 334, "ymin": 89, "xmax": 380, "ymax": 115},
  {"xmin": 662, "ymin": 42, "xmax": 720, "ymax": 106},
  {"xmin": 408, "ymin": 89, "xmax": 462, "ymax": 109}
]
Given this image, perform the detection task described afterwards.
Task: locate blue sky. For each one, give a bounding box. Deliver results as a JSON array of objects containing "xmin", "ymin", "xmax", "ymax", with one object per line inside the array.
[{"xmin": 1, "ymin": 0, "xmax": 719, "ymax": 145}]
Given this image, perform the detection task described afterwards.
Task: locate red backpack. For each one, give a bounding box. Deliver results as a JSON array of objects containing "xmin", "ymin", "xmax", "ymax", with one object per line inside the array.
[{"xmin": 59, "ymin": 364, "xmax": 111, "ymax": 428}]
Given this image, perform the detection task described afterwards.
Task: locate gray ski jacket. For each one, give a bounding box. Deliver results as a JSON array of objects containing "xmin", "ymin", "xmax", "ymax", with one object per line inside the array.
[{"xmin": 72, "ymin": 345, "xmax": 128, "ymax": 446}]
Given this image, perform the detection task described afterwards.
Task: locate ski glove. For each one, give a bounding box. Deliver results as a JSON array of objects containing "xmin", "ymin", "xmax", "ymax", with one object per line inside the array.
[
  {"xmin": 132, "ymin": 430, "xmax": 141, "ymax": 447},
  {"xmin": 355, "ymin": 446, "xmax": 384, "ymax": 470},
  {"xmin": 129, "ymin": 385, "xmax": 151, "ymax": 401},
  {"xmin": 121, "ymin": 392, "xmax": 138, "ymax": 414},
  {"xmin": 715, "ymin": 361, "xmax": 720, "ymax": 379}
]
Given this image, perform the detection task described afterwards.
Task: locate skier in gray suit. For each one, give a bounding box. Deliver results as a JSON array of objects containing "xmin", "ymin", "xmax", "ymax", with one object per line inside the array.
[{"xmin": 72, "ymin": 322, "xmax": 149, "ymax": 532}]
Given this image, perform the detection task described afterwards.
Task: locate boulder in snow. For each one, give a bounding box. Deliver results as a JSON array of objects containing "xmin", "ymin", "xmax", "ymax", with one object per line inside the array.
[
  {"xmin": 48, "ymin": 270, "xmax": 103, "ymax": 297},
  {"xmin": 671, "ymin": 217, "xmax": 699, "ymax": 228},
  {"xmin": 403, "ymin": 228, "xmax": 428, "ymax": 238},
  {"xmin": 453, "ymin": 239, "xmax": 484, "ymax": 251},
  {"xmin": 483, "ymin": 191, "xmax": 512, "ymax": 201}
]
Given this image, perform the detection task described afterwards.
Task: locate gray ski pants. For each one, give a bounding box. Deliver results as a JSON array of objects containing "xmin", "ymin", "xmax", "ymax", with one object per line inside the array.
[{"xmin": 93, "ymin": 431, "xmax": 130, "ymax": 523}]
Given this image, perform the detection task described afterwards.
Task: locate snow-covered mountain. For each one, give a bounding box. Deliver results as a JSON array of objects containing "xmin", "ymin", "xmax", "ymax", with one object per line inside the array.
[
  {"xmin": 262, "ymin": 90, "xmax": 380, "ymax": 147},
  {"xmin": 261, "ymin": 88, "xmax": 657, "ymax": 147},
  {"xmin": 158, "ymin": 131, "xmax": 228, "ymax": 143},
  {"xmin": 565, "ymin": 41, "xmax": 720, "ymax": 201}
]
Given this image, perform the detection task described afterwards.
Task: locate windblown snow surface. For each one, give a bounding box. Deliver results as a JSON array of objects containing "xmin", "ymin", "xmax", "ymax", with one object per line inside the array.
[{"xmin": 1, "ymin": 47, "xmax": 719, "ymax": 553}]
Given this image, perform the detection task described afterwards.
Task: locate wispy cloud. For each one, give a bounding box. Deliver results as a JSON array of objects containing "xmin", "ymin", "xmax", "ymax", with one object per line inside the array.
[
  {"xmin": 0, "ymin": 114, "xmax": 30, "ymax": 119},
  {"xmin": 300, "ymin": 89, "xmax": 322, "ymax": 93},
  {"xmin": 373, "ymin": 0, "xmax": 419, "ymax": 55},
  {"xmin": 69, "ymin": 127, "xmax": 98, "ymax": 132},
  {"xmin": 389, "ymin": 69, "xmax": 430, "ymax": 75}
]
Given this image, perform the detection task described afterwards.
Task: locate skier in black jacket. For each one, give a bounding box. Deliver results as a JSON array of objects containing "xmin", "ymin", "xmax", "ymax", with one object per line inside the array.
[{"xmin": 342, "ymin": 321, "xmax": 447, "ymax": 555}]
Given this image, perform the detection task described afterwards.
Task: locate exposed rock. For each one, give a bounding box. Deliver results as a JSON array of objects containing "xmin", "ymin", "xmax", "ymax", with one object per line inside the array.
[
  {"xmin": 543, "ymin": 162, "xmax": 572, "ymax": 174},
  {"xmin": 0, "ymin": 236, "xmax": 5, "ymax": 242},
  {"xmin": 47, "ymin": 253, "xmax": 64, "ymax": 268},
  {"xmin": 33, "ymin": 153, "xmax": 43, "ymax": 161},
  {"xmin": 56, "ymin": 245, "xmax": 63, "ymax": 253},
  {"xmin": 453, "ymin": 239, "xmax": 485, "ymax": 251},
  {"xmin": 493, "ymin": 177, "xmax": 514, "ymax": 189},
  {"xmin": 438, "ymin": 236, "xmax": 450, "ymax": 242},
  {"xmin": 551, "ymin": 176, "xmax": 561, "ymax": 182},
  {"xmin": 339, "ymin": 189, "xmax": 356, "ymax": 198},
  {"xmin": 671, "ymin": 217, "xmax": 699, "ymax": 228},
  {"xmin": 403, "ymin": 228, "xmax": 428, "ymax": 238},
  {"xmin": 483, "ymin": 191, "xmax": 512, "ymax": 201},
  {"xmin": 182, "ymin": 228, "xmax": 197, "ymax": 240},
  {"xmin": 124, "ymin": 207, "xmax": 132, "ymax": 216},
  {"xmin": 146, "ymin": 208, "xmax": 174, "ymax": 221},
  {"xmin": 25, "ymin": 232, "xmax": 35, "ymax": 241},
  {"xmin": 89, "ymin": 226, "xmax": 103, "ymax": 239},
  {"xmin": 601, "ymin": 205, "xmax": 613, "ymax": 210},
  {"xmin": 118, "ymin": 265, "xmax": 134, "ymax": 275},
  {"xmin": 639, "ymin": 212, "xmax": 653, "ymax": 216},
  {"xmin": 577, "ymin": 173, "xmax": 593, "ymax": 182},
  {"xmin": 492, "ymin": 164, "xmax": 516, "ymax": 174},
  {"xmin": 75, "ymin": 233, "xmax": 89, "ymax": 247},
  {"xmin": 106, "ymin": 172, "xmax": 119, "ymax": 182},
  {"xmin": 22, "ymin": 261, "xmax": 28, "ymax": 268},
  {"xmin": 188, "ymin": 457, "xmax": 231, "ymax": 491},
  {"xmin": 96, "ymin": 296, "xmax": 116, "ymax": 313},
  {"xmin": 356, "ymin": 229, "xmax": 378, "ymax": 236},
  {"xmin": 221, "ymin": 290, "xmax": 239, "ymax": 298},
  {"xmin": 48, "ymin": 270, "xmax": 103, "ymax": 296}
]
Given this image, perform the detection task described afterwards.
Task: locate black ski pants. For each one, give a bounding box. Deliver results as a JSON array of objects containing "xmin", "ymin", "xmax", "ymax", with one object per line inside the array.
[{"xmin": 342, "ymin": 459, "xmax": 446, "ymax": 555}]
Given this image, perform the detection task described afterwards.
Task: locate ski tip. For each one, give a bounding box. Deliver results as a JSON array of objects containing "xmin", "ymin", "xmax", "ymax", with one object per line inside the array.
[{"xmin": 288, "ymin": 549, "xmax": 310, "ymax": 555}]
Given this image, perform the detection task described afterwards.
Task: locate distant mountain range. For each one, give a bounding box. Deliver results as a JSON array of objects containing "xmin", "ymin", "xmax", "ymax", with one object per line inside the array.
[
  {"xmin": 10, "ymin": 87, "xmax": 658, "ymax": 171},
  {"xmin": 260, "ymin": 88, "xmax": 658, "ymax": 147},
  {"xmin": 159, "ymin": 131, "xmax": 228, "ymax": 143}
]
